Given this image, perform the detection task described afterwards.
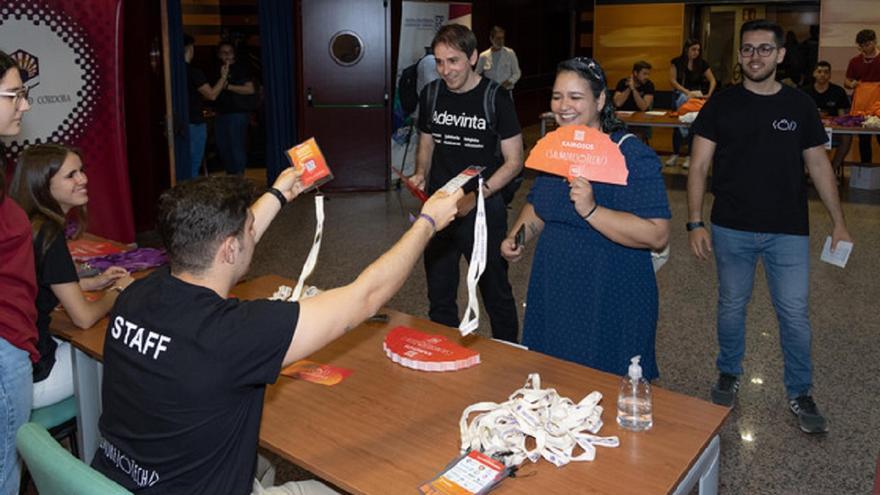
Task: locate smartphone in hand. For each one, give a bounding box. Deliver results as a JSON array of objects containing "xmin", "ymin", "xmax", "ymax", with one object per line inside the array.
[{"xmin": 515, "ymin": 224, "xmax": 526, "ymax": 250}]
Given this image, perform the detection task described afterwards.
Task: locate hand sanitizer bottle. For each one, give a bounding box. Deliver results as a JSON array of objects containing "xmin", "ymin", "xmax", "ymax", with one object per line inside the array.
[{"xmin": 617, "ymin": 355, "xmax": 653, "ymax": 431}]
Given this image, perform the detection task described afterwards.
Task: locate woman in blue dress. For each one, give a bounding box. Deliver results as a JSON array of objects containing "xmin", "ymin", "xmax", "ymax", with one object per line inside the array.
[{"xmin": 501, "ymin": 58, "xmax": 671, "ymax": 380}]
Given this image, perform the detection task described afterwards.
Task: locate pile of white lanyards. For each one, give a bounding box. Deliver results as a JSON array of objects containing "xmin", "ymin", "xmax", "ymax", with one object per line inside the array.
[
  {"xmin": 459, "ymin": 374, "xmax": 619, "ymax": 468},
  {"xmin": 269, "ymin": 195, "xmax": 325, "ymax": 302}
]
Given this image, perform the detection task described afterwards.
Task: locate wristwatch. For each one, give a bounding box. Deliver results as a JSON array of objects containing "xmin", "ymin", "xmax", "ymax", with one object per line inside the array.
[{"xmin": 686, "ymin": 221, "xmax": 706, "ymax": 232}]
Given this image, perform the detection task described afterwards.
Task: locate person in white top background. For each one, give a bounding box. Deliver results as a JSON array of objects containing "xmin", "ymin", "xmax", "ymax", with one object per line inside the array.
[{"xmin": 476, "ymin": 26, "xmax": 521, "ymax": 91}]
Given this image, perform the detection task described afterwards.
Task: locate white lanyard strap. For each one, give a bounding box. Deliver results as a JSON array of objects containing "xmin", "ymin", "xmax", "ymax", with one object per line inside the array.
[
  {"xmin": 292, "ymin": 195, "xmax": 325, "ymax": 301},
  {"xmin": 459, "ymin": 373, "xmax": 619, "ymax": 468},
  {"xmin": 459, "ymin": 178, "xmax": 487, "ymax": 336}
]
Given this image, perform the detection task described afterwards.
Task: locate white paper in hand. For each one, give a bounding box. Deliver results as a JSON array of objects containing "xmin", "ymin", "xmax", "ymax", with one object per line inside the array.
[{"xmin": 820, "ymin": 236, "xmax": 853, "ymax": 268}]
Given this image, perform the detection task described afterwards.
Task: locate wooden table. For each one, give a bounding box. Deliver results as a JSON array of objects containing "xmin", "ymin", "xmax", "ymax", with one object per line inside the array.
[{"xmin": 52, "ymin": 274, "xmax": 730, "ymax": 495}]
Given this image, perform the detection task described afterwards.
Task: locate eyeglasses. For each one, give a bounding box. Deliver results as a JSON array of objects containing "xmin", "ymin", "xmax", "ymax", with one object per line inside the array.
[
  {"xmin": 739, "ymin": 44, "xmax": 777, "ymax": 58},
  {"xmin": 0, "ymin": 87, "xmax": 29, "ymax": 108}
]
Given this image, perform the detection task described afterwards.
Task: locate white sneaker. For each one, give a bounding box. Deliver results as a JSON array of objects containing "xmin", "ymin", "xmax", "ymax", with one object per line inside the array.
[
  {"xmin": 682, "ymin": 157, "xmax": 690, "ymax": 169},
  {"xmin": 665, "ymin": 154, "xmax": 679, "ymax": 166}
]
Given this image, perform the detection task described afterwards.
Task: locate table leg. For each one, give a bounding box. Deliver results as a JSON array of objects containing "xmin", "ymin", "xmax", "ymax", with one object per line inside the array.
[
  {"xmin": 71, "ymin": 348, "xmax": 103, "ymax": 463},
  {"xmin": 671, "ymin": 434, "xmax": 720, "ymax": 495}
]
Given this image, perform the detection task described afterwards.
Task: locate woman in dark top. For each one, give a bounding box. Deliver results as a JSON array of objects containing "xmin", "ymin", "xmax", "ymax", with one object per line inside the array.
[
  {"xmin": 667, "ymin": 39, "xmax": 717, "ymax": 167},
  {"xmin": 9, "ymin": 144, "xmax": 134, "ymax": 409}
]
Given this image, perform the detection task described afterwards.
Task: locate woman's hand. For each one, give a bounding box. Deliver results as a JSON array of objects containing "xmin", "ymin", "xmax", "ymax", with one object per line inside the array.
[
  {"xmin": 110, "ymin": 273, "xmax": 135, "ymax": 293},
  {"xmin": 81, "ymin": 266, "xmax": 129, "ymax": 291},
  {"xmin": 569, "ymin": 177, "xmax": 597, "ymax": 219},
  {"xmin": 500, "ymin": 236, "xmax": 523, "ymax": 263}
]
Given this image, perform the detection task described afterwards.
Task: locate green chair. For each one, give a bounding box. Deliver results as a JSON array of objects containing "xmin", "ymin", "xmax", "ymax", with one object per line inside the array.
[
  {"xmin": 29, "ymin": 395, "xmax": 79, "ymax": 458},
  {"xmin": 16, "ymin": 422, "xmax": 131, "ymax": 495}
]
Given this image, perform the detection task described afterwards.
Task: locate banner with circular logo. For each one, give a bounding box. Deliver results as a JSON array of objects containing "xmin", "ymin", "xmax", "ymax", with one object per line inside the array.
[{"xmin": 0, "ymin": 0, "xmax": 134, "ymax": 242}]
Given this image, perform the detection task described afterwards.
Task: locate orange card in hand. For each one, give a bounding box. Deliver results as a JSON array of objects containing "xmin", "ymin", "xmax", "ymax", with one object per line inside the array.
[
  {"xmin": 526, "ymin": 125, "xmax": 628, "ymax": 185},
  {"xmin": 285, "ymin": 137, "xmax": 334, "ymax": 191}
]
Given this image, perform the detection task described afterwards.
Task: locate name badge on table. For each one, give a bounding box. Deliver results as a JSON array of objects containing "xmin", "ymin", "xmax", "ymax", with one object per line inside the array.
[{"xmin": 419, "ymin": 450, "xmax": 511, "ymax": 495}]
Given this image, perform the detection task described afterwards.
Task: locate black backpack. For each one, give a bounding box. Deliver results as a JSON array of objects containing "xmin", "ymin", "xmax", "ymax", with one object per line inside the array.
[
  {"xmin": 397, "ymin": 57, "xmax": 423, "ymax": 115},
  {"xmin": 423, "ymin": 79, "xmax": 524, "ymax": 204}
]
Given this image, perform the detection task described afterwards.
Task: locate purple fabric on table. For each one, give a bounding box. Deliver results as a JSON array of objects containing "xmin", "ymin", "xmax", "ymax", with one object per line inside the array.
[{"xmin": 83, "ymin": 248, "xmax": 168, "ymax": 272}]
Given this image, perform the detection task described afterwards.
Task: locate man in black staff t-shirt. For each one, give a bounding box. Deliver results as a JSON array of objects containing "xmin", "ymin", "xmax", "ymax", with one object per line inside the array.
[
  {"xmin": 687, "ymin": 20, "xmax": 851, "ymax": 434},
  {"xmin": 802, "ymin": 60, "xmax": 852, "ymax": 174},
  {"xmin": 408, "ymin": 24, "xmax": 524, "ymax": 343},
  {"xmin": 92, "ymin": 170, "xmax": 461, "ymax": 494}
]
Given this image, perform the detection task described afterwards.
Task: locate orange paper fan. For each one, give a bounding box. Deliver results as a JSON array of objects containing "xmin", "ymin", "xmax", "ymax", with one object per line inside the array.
[{"xmin": 525, "ymin": 125, "xmax": 628, "ymax": 185}]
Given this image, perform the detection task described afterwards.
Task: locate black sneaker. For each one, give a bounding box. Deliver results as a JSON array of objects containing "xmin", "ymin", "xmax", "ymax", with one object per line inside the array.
[
  {"xmin": 789, "ymin": 395, "xmax": 828, "ymax": 433},
  {"xmin": 710, "ymin": 373, "xmax": 740, "ymax": 407}
]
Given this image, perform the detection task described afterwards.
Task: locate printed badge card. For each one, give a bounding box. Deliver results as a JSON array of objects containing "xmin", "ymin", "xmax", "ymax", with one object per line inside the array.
[{"xmin": 285, "ymin": 137, "xmax": 334, "ymax": 192}]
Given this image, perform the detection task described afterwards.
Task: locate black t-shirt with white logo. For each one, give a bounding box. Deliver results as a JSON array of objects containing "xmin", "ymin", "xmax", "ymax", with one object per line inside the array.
[
  {"xmin": 691, "ymin": 84, "xmax": 826, "ymax": 235},
  {"xmin": 802, "ymin": 83, "xmax": 850, "ymax": 117},
  {"xmin": 417, "ymin": 77, "xmax": 521, "ymax": 194},
  {"xmin": 93, "ymin": 268, "xmax": 297, "ymax": 495},
  {"xmin": 614, "ymin": 78, "xmax": 655, "ymax": 111}
]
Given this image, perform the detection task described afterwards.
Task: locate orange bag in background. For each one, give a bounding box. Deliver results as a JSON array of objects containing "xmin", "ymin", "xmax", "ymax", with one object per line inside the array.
[{"xmin": 850, "ymin": 82, "xmax": 880, "ymax": 116}]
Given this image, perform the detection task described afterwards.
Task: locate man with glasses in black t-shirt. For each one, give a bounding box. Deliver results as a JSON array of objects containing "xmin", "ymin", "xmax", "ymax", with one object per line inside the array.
[
  {"xmin": 803, "ymin": 61, "xmax": 852, "ymax": 174},
  {"xmin": 687, "ymin": 20, "xmax": 851, "ymax": 434},
  {"xmin": 92, "ymin": 170, "xmax": 461, "ymax": 494}
]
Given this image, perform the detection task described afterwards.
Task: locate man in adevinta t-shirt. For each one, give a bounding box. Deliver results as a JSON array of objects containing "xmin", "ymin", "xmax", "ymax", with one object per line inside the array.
[
  {"xmin": 686, "ymin": 20, "xmax": 851, "ymax": 434},
  {"xmin": 92, "ymin": 170, "xmax": 461, "ymax": 494},
  {"xmin": 408, "ymin": 24, "xmax": 524, "ymax": 343}
]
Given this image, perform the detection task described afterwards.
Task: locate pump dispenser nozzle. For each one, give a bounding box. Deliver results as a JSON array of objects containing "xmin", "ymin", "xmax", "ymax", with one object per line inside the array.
[{"xmin": 628, "ymin": 355, "xmax": 642, "ymax": 381}]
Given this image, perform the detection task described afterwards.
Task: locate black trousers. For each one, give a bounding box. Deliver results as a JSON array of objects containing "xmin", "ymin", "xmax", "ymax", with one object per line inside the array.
[
  {"xmin": 423, "ymin": 195, "xmax": 519, "ymax": 342},
  {"xmin": 857, "ymin": 134, "xmax": 880, "ymax": 163}
]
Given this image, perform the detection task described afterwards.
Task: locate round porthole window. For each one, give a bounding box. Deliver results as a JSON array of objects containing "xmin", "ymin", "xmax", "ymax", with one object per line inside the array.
[{"xmin": 329, "ymin": 31, "xmax": 364, "ymax": 66}]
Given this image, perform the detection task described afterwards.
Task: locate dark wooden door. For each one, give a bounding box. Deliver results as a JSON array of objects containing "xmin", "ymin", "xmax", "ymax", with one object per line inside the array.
[{"xmin": 299, "ymin": 0, "xmax": 390, "ymax": 191}]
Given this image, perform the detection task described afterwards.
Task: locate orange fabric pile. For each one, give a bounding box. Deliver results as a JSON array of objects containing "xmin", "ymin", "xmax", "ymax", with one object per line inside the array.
[{"xmin": 850, "ymin": 82, "xmax": 880, "ymax": 117}]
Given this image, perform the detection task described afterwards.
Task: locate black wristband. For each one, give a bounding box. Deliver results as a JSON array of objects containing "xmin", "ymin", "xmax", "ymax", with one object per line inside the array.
[
  {"xmin": 268, "ymin": 187, "xmax": 287, "ymax": 208},
  {"xmin": 582, "ymin": 203, "xmax": 599, "ymax": 221},
  {"xmin": 686, "ymin": 221, "xmax": 705, "ymax": 232}
]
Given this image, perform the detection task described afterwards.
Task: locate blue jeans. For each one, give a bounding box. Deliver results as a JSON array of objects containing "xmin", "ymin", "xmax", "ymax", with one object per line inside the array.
[
  {"xmin": 713, "ymin": 225, "xmax": 812, "ymax": 398},
  {"xmin": 673, "ymin": 91, "xmax": 691, "ymax": 154},
  {"xmin": 0, "ymin": 338, "xmax": 33, "ymax": 494},
  {"xmin": 188, "ymin": 123, "xmax": 207, "ymax": 179},
  {"xmin": 214, "ymin": 112, "xmax": 249, "ymax": 175}
]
